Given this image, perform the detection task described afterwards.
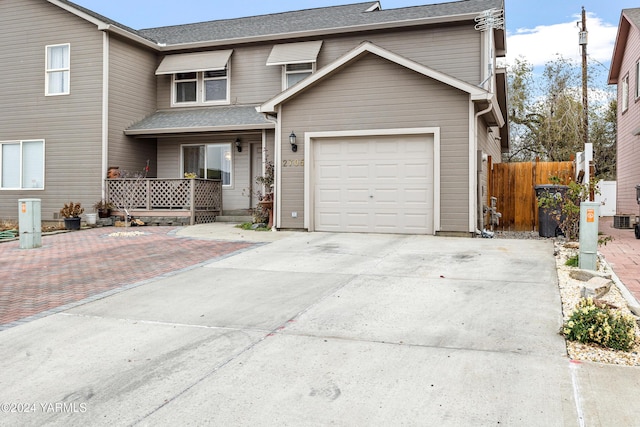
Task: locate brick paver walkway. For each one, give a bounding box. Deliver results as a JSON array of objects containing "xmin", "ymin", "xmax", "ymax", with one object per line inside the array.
[
  {"xmin": 598, "ymin": 217, "xmax": 640, "ymax": 302},
  {"xmin": 0, "ymin": 227, "xmax": 257, "ymax": 330}
]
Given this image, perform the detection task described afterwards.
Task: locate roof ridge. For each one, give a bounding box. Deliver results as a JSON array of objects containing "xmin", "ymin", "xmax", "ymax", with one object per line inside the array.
[{"xmin": 139, "ymin": 2, "xmax": 379, "ymax": 32}]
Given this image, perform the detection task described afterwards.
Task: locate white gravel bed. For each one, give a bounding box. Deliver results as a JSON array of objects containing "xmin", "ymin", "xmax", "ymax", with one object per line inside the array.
[{"xmin": 555, "ymin": 242, "xmax": 640, "ymax": 366}]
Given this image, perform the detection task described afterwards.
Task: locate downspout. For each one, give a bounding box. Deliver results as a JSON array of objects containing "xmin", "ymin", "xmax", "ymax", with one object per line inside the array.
[
  {"xmin": 474, "ymin": 102, "xmax": 493, "ymax": 234},
  {"xmin": 101, "ymin": 32, "xmax": 110, "ymax": 199}
]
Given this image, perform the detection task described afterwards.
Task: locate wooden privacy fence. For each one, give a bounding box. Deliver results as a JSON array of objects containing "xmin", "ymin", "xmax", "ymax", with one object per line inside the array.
[{"xmin": 488, "ymin": 160, "xmax": 575, "ymax": 231}]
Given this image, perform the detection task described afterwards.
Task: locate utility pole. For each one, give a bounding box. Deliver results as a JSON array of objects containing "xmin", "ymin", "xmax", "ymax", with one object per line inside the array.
[
  {"xmin": 579, "ymin": 7, "xmax": 594, "ymax": 200},
  {"xmin": 579, "ymin": 7, "xmax": 588, "ymax": 147}
]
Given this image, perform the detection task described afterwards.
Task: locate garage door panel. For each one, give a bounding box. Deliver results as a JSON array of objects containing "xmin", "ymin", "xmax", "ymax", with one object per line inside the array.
[
  {"xmin": 347, "ymin": 164, "xmax": 370, "ymax": 179},
  {"xmin": 346, "ymin": 188, "xmax": 370, "ymax": 202},
  {"xmin": 313, "ymin": 134, "xmax": 434, "ymax": 234},
  {"xmin": 317, "ymin": 165, "xmax": 341, "ymax": 180}
]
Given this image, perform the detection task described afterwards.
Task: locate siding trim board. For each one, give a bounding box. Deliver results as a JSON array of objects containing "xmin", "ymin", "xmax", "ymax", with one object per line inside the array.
[
  {"xmin": 303, "ymin": 128, "xmax": 441, "ymax": 234},
  {"xmin": 259, "ymin": 41, "xmax": 492, "ymax": 114}
]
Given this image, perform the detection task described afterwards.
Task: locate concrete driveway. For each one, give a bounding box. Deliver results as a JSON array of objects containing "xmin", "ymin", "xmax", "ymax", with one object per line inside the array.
[{"xmin": 1, "ymin": 230, "xmax": 639, "ymax": 426}]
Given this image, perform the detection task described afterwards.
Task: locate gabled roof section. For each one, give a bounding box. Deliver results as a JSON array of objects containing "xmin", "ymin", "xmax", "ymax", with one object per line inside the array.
[
  {"xmin": 139, "ymin": 0, "xmax": 504, "ymax": 49},
  {"xmin": 258, "ymin": 41, "xmax": 494, "ymax": 114},
  {"xmin": 609, "ymin": 8, "xmax": 640, "ymax": 84}
]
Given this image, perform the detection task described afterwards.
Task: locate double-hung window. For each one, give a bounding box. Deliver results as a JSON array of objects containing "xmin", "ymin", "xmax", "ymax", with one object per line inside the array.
[
  {"xmin": 622, "ymin": 74, "xmax": 630, "ymax": 113},
  {"xmin": 182, "ymin": 143, "xmax": 232, "ymax": 186},
  {"xmin": 635, "ymin": 60, "xmax": 640, "ymax": 100},
  {"xmin": 172, "ymin": 69, "xmax": 229, "ymax": 105},
  {"xmin": 266, "ymin": 41, "xmax": 323, "ymax": 90},
  {"xmin": 156, "ymin": 50, "xmax": 233, "ymax": 106},
  {"xmin": 175, "ymin": 72, "xmax": 198, "ymax": 103},
  {"xmin": 46, "ymin": 44, "xmax": 70, "ymax": 95},
  {"xmin": 1, "ymin": 140, "xmax": 45, "ymax": 189},
  {"xmin": 284, "ymin": 63, "xmax": 314, "ymax": 89}
]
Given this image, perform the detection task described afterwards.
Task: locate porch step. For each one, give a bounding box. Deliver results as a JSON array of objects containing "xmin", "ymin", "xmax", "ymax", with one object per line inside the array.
[{"xmin": 216, "ymin": 215, "xmax": 253, "ymax": 223}]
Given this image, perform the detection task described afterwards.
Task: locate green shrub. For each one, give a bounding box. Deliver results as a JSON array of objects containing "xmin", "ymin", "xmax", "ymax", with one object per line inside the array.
[
  {"xmin": 565, "ymin": 254, "xmax": 579, "ymax": 267},
  {"xmin": 563, "ymin": 298, "xmax": 637, "ymax": 351}
]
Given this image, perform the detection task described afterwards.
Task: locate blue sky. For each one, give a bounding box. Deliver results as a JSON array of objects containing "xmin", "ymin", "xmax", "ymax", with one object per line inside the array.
[{"xmin": 71, "ymin": 0, "xmax": 637, "ymax": 89}]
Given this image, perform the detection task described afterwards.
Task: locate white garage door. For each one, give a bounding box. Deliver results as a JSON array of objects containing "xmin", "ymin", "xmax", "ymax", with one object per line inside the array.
[{"xmin": 313, "ymin": 135, "xmax": 434, "ymax": 234}]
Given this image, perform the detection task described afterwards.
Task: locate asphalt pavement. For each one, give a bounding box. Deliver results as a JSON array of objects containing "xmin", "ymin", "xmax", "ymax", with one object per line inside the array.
[{"xmin": 1, "ymin": 224, "xmax": 639, "ymax": 426}]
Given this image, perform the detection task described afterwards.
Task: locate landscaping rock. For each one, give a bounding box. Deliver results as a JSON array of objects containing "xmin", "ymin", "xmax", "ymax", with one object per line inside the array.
[
  {"xmin": 570, "ymin": 269, "xmax": 611, "ymax": 282},
  {"xmin": 580, "ymin": 276, "xmax": 613, "ymax": 299}
]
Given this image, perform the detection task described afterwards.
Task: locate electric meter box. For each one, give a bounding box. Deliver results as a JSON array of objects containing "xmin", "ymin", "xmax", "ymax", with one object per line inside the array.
[
  {"xmin": 18, "ymin": 198, "xmax": 42, "ymax": 249},
  {"xmin": 579, "ymin": 202, "xmax": 599, "ymax": 271}
]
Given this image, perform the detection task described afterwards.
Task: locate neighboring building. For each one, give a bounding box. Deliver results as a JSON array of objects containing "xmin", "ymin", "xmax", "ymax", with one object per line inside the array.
[
  {"xmin": 609, "ymin": 8, "xmax": 640, "ymax": 217},
  {"xmin": 0, "ymin": 0, "xmax": 508, "ymax": 235}
]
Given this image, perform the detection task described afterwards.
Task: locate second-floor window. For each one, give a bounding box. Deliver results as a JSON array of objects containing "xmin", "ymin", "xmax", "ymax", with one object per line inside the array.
[
  {"xmin": 46, "ymin": 44, "xmax": 70, "ymax": 96},
  {"xmin": 284, "ymin": 63, "xmax": 314, "ymax": 89},
  {"xmin": 156, "ymin": 50, "xmax": 233, "ymax": 107},
  {"xmin": 266, "ymin": 41, "xmax": 323, "ymax": 91},
  {"xmin": 622, "ymin": 74, "xmax": 629, "ymax": 113},
  {"xmin": 173, "ymin": 69, "xmax": 229, "ymax": 105}
]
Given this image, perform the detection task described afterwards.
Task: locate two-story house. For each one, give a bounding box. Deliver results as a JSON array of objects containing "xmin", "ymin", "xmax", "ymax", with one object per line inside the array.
[
  {"xmin": 609, "ymin": 8, "xmax": 640, "ymax": 226},
  {"xmin": 0, "ymin": 0, "xmax": 508, "ymax": 235}
]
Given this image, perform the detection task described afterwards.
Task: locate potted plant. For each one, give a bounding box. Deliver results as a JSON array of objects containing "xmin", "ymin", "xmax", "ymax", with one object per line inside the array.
[
  {"xmin": 93, "ymin": 199, "xmax": 115, "ymax": 218},
  {"xmin": 60, "ymin": 202, "xmax": 84, "ymax": 230}
]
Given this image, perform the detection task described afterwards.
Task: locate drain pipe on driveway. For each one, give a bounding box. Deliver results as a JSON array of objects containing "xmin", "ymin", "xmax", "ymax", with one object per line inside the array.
[{"xmin": 474, "ymin": 101, "xmax": 494, "ymax": 235}]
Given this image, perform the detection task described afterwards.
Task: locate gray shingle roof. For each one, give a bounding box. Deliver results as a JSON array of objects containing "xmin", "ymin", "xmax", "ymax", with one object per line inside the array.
[
  {"xmin": 57, "ymin": 0, "xmax": 157, "ymax": 43},
  {"xmin": 138, "ymin": 0, "xmax": 503, "ymax": 46},
  {"xmin": 623, "ymin": 8, "xmax": 640, "ymax": 28},
  {"xmin": 125, "ymin": 106, "xmax": 274, "ymax": 135}
]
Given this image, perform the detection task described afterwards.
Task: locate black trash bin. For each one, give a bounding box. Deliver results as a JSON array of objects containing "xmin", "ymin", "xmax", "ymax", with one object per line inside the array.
[{"xmin": 534, "ymin": 184, "xmax": 569, "ymax": 237}]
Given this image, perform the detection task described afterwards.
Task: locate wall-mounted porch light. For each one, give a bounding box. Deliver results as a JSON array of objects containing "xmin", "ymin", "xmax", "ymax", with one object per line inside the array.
[
  {"xmin": 289, "ymin": 131, "xmax": 297, "ymax": 152},
  {"xmin": 235, "ymin": 138, "xmax": 242, "ymax": 153}
]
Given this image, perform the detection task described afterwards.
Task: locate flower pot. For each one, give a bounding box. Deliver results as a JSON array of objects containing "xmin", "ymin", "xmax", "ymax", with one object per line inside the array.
[
  {"xmin": 97, "ymin": 208, "xmax": 111, "ymax": 218},
  {"xmin": 85, "ymin": 213, "xmax": 97, "ymax": 225},
  {"xmin": 63, "ymin": 217, "xmax": 81, "ymax": 230}
]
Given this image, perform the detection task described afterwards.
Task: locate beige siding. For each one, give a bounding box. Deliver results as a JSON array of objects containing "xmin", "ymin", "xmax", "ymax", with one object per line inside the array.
[
  {"xmin": 155, "ymin": 25, "xmax": 482, "ymax": 110},
  {"xmin": 279, "ymin": 53, "xmax": 470, "ymax": 232},
  {"xmin": 0, "ymin": 0, "xmax": 104, "ymax": 220},
  {"xmin": 108, "ymin": 35, "xmax": 158, "ymax": 176},
  {"xmin": 157, "ymin": 133, "xmax": 264, "ymax": 211},
  {"xmin": 617, "ymin": 24, "xmax": 640, "ymax": 214}
]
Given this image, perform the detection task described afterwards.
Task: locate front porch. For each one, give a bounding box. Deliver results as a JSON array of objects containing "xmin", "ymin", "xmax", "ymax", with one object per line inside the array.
[{"xmin": 106, "ymin": 178, "xmax": 222, "ymax": 225}]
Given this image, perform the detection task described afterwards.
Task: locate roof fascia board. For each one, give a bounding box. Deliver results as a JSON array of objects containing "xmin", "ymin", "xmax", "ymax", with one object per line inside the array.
[
  {"xmin": 158, "ymin": 12, "xmax": 480, "ymax": 51},
  {"xmin": 259, "ymin": 41, "xmax": 489, "ymax": 113},
  {"xmin": 124, "ymin": 123, "xmax": 275, "ymax": 136},
  {"xmin": 608, "ymin": 13, "xmax": 632, "ymax": 84},
  {"xmin": 47, "ymin": 1, "xmax": 163, "ymax": 50},
  {"xmin": 99, "ymin": 24, "xmax": 163, "ymax": 50},
  {"xmin": 47, "ymin": 0, "xmax": 105, "ymax": 26}
]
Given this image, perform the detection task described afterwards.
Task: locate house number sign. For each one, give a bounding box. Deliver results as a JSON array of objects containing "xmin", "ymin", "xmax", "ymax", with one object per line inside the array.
[{"xmin": 282, "ymin": 159, "xmax": 304, "ymax": 167}]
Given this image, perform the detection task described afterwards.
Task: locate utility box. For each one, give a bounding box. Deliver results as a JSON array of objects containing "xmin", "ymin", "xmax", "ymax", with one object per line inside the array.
[
  {"xmin": 18, "ymin": 198, "xmax": 42, "ymax": 249},
  {"xmin": 579, "ymin": 202, "xmax": 599, "ymax": 271}
]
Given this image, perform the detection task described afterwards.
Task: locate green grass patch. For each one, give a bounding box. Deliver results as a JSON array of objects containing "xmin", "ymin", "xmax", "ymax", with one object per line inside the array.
[
  {"xmin": 236, "ymin": 222, "xmax": 270, "ymax": 231},
  {"xmin": 565, "ymin": 254, "xmax": 579, "ymax": 267}
]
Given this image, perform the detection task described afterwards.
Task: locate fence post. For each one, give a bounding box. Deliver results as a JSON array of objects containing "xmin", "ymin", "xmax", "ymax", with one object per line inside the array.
[{"xmin": 189, "ymin": 179, "xmax": 196, "ymax": 225}]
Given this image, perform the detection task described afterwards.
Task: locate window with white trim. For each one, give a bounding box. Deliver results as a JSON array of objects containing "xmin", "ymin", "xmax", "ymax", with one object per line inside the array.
[
  {"xmin": 622, "ymin": 74, "xmax": 629, "ymax": 112},
  {"xmin": 173, "ymin": 67, "xmax": 229, "ymax": 105},
  {"xmin": 635, "ymin": 60, "xmax": 640, "ymax": 99},
  {"xmin": 284, "ymin": 63, "xmax": 314, "ymax": 89},
  {"xmin": 46, "ymin": 44, "xmax": 70, "ymax": 95},
  {"xmin": 1, "ymin": 140, "xmax": 45, "ymax": 189},
  {"xmin": 182, "ymin": 143, "xmax": 232, "ymax": 186}
]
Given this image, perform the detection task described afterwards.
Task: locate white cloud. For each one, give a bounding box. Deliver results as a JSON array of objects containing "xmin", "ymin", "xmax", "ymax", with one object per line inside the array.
[{"xmin": 505, "ymin": 14, "xmax": 618, "ymax": 67}]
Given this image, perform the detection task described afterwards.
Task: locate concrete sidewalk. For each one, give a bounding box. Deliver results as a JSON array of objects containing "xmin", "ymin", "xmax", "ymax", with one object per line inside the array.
[{"xmin": 1, "ymin": 228, "xmax": 639, "ymax": 425}]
